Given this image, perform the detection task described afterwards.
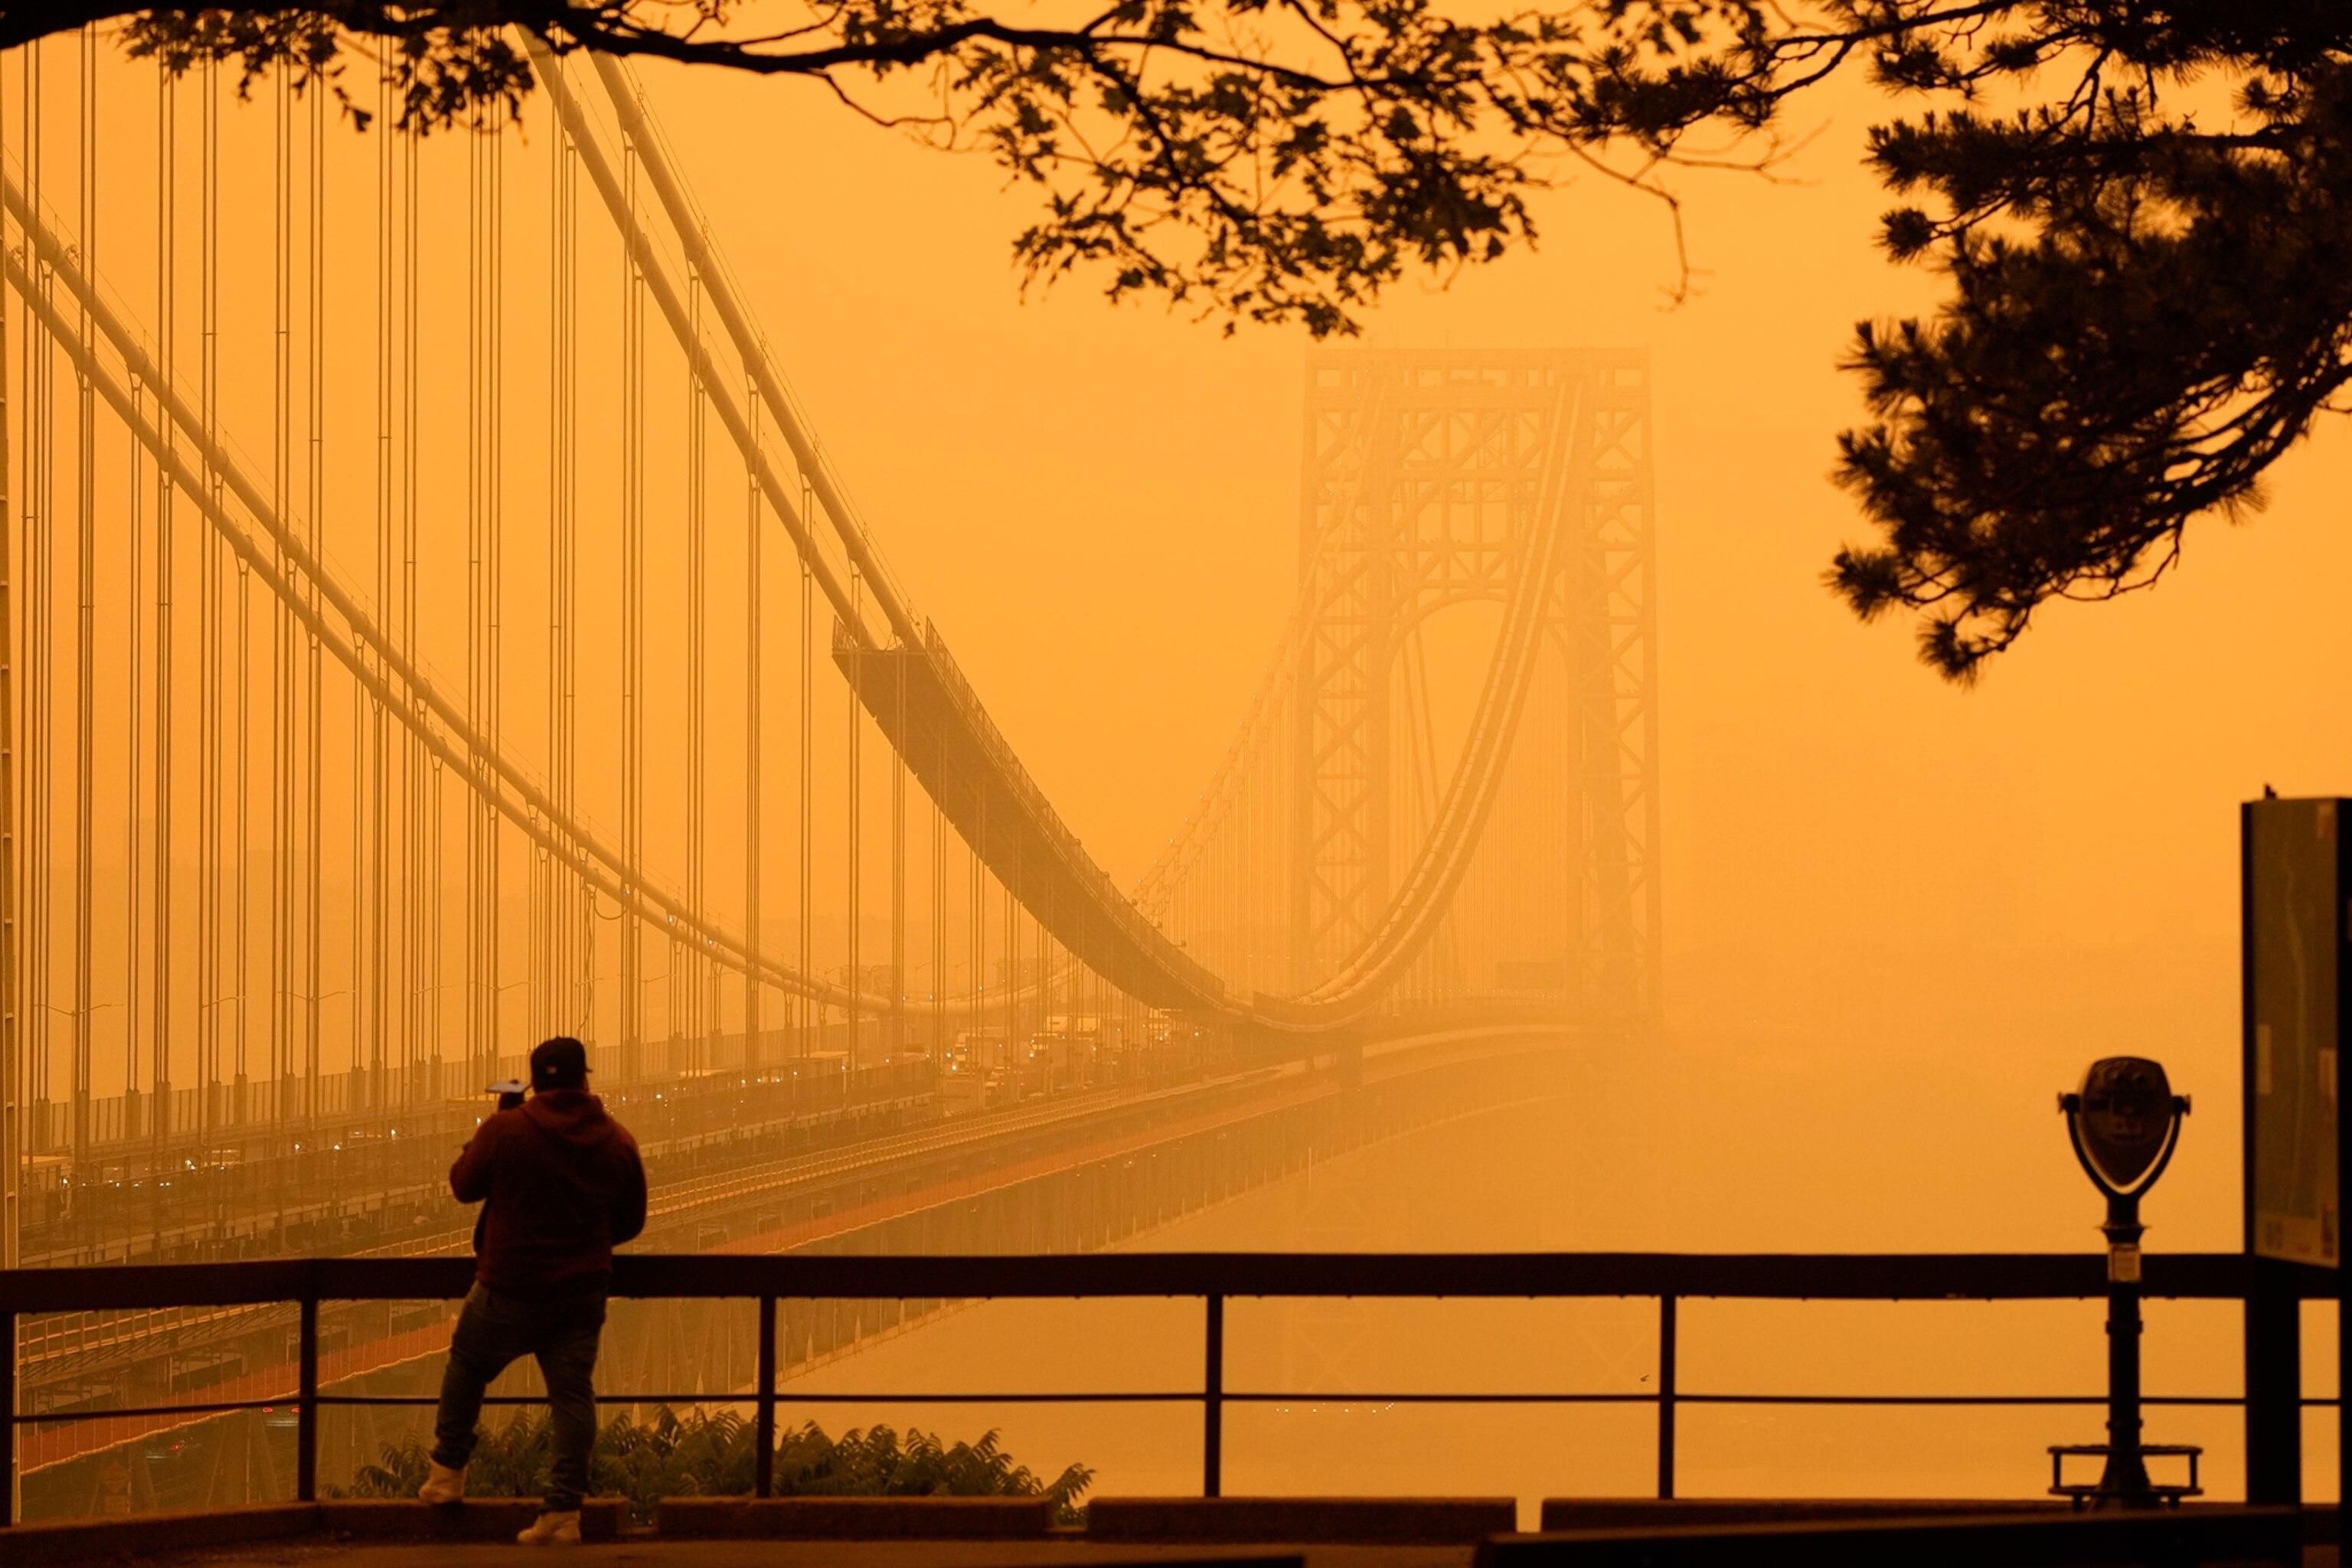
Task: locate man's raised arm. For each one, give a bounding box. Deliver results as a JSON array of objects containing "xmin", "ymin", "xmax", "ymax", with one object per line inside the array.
[{"xmin": 450, "ymin": 1120, "xmax": 498, "ymax": 1204}]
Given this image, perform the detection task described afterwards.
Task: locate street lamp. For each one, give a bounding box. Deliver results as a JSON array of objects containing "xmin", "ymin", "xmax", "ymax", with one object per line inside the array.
[{"xmin": 2051, "ymin": 1057, "xmax": 2194, "ymax": 1508}]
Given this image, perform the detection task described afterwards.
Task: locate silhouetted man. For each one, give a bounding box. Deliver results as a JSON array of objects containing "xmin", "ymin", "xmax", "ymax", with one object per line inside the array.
[{"xmin": 420, "ymin": 1037, "xmax": 647, "ymax": 1544}]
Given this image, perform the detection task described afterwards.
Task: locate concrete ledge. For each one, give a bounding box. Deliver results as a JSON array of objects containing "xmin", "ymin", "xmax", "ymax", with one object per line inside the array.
[
  {"xmin": 2, "ymin": 1503, "xmax": 318, "ymax": 1566},
  {"xmin": 1478, "ymin": 1505, "xmax": 2305, "ymax": 1568},
  {"xmin": 318, "ymin": 1498, "xmax": 629, "ymax": 1540},
  {"xmin": 1539, "ymin": 1498, "xmax": 2069, "ymax": 1532},
  {"xmin": 1086, "ymin": 1496, "xmax": 1518, "ymax": 1544},
  {"xmin": 657, "ymin": 1495, "xmax": 1057, "ymax": 1539}
]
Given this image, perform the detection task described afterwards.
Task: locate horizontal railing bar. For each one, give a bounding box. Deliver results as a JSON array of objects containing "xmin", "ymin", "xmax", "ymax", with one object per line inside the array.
[
  {"xmin": 315, "ymin": 1394, "xmax": 758, "ymax": 1407},
  {"xmin": 288, "ymin": 1393, "xmax": 2329, "ymax": 1409},
  {"xmin": 18, "ymin": 1390, "xmax": 2307, "ymax": 1423},
  {"xmin": 3, "ymin": 1250, "xmax": 2330, "ymax": 1312},
  {"xmin": 310, "ymin": 1400, "xmax": 753, "ymax": 1410},
  {"xmin": 1671, "ymin": 1393, "xmax": 2243, "ymax": 1407},
  {"xmin": 312, "ymin": 1392, "xmax": 1207, "ymax": 1407},
  {"xmin": 1229, "ymin": 1392, "xmax": 1657, "ymax": 1404},
  {"xmin": 757, "ymin": 1392, "xmax": 1658, "ymax": 1405}
]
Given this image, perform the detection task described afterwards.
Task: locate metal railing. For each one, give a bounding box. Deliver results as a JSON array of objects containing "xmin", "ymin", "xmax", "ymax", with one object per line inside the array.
[{"xmin": 0, "ymin": 1250, "xmax": 2337, "ymax": 1524}]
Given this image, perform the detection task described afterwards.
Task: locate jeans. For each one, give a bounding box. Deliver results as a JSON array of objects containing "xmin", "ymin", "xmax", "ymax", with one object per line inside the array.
[{"xmin": 431, "ymin": 1281, "xmax": 607, "ymax": 1512}]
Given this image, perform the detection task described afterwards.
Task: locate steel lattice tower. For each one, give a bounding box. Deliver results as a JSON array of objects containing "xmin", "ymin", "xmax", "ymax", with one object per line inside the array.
[{"xmin": 1289, "ymin": 348, "xmax": 1662, "ymax": 1025}]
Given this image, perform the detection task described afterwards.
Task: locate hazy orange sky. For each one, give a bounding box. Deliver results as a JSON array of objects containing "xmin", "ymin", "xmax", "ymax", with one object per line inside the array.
[
  {"xmin": 15, "ymin": 37, "xmax": 2352, "ymax": 1507},
  {"xmin": 609, "ymin": 54, "xmax": 2352, "ymax": 1245},
  {"xmin": 22, "ymin": 38, "xmax": 2352, "ymax": 1253}
]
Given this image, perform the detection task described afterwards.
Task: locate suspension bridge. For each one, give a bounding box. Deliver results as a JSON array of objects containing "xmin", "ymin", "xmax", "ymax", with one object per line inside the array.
[{"xmin": 0, "ymin": 31, "xmax": 1658, "ymax": 1511}]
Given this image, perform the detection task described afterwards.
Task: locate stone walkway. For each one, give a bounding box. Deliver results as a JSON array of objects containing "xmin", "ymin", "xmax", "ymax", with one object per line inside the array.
[{"xmin": 155, "ymin": 1539, "xmax": 1468, "ymax": 1568}]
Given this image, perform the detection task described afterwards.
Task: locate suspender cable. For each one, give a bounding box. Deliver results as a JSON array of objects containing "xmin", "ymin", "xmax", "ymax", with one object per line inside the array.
[
  {"xmin": 151, "ymin": 57, "xmax": 172, "ymax": 1139},
  {"xmin": 271, "ymin": 53, "xmax": 292, "ymax": 1121},
  {"xmin": 488, "ymin": 106, "xmax": 499, "ymax": 1083},
  {"xmin": 469, "ymin": 108, "xmax": 486, "ymax": 1077},
  {"xmin": 685, "ymin": 266, "xmax": 706, "ymax": 1075},
  {"xmin": 122, "ymin": 57, "xmax": 144, "ymax": 1161},
  {"xmin": 544, "ymin": 114, "xmax": 580, "ymax": 1036},
  {"xmin": 22, "ymin": 45, "xmax": 50, "ymax": 1176},
  {"xmin": 7, "ymin": 191, "xmax": 880, "ymax": 1018},
  {"xmin": 0, "ymin": 14, "xmax": 15, "ymax": 1284},
  {"xmin": 845, "ymin": 573, "xmax": 861, "ymax": 1070},
  {"xmin": 742, "ymin": 379, "xmax": 761, "ymax": 1069},
  {"xmin": 304, "ymin": 75, "xmax": 323, "ymax": 1123},
  {"xmin": 578, "ymin": 51, "xmax": 916, "ymax": 649},
  {"xmin": 469, "ymin": 103, "xmax": 504, "ymax": 1086},
  {"xmin": 931, "ymin": 795, "xmax": 943, "ymax": 1054},
  {"xmin": 71, "ymin": 30, "xmax": 93, "ymax": 1166},
  {"xmin": 403, "ymin": 114, "xmax": 426, "ymax": 1104},
  {"xmin": 969, "ymin": 795, "xmax": 982, "ymax": 1055},
  {"xmin": 890, "ymin": 651, "xmax": 905, "ymax": 1054},
  {"xmin": 527, "ymin": 119, "xmax": 548, "ymax": 1043},
  {"xmin": 563, "ymin": 126, "xmax": 586, "ymax": 1039},
  {"xmin": 225, "ymin": 67, "xmax": 256, "ymax": 1122},
  {"xmin": 368, "ymin": 55, "xmax": 390, "ymax": 1105},
  {"xmin": 234, "ymin": 453, "xmax": 251, "ymax": 1115},
  {"xmin": 524, "ymin": 51, "xmax": 864, "ymax": 639},
  {"xmin": 620, "ymin": 131, "xmax": 645, "ymax": 1083},
  {"xmin": 197, "ymin": 54, "xmax": 218, "ymax": 1146},
  {"xmin": 487, "ymin": 109, "xmax": 505, "ymax": 1080},
  {"xmin": 798, "ymin": 545, "xmax": 811, "ymax": 1050},
  {"xmin": 38, "ymin": 210, "xmax": 906, "ymax": 1074}
]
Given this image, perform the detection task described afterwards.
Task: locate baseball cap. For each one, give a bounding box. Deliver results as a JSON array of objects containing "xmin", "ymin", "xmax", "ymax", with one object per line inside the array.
[{"xmin": 529, "ymin": 1036, "xmax": 592, "ymax": 1090}]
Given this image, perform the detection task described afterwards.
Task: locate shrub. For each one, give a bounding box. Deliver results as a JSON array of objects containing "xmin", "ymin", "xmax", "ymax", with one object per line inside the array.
[{"xmin": 337, "ymin": 1406, "xmax": 1093, "ymax": 1524}]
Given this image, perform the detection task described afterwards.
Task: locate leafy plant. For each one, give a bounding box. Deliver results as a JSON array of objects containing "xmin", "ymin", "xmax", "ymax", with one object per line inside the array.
[{"xmin": 335, "ymin": 1406, "xmax": 1093, "ymax": 1524}]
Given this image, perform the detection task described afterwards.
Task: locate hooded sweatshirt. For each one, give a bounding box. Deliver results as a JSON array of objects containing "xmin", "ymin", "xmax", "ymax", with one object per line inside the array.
[{"xmin": 451, "ymin": 1088, "xmax": 647, "ymax": 1295}]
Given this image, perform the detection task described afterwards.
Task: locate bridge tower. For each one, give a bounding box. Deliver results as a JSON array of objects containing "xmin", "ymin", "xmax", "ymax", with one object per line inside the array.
[{"xmin": 1289, "ymin": 349, "xmax": 1661, "ymax": 1026}]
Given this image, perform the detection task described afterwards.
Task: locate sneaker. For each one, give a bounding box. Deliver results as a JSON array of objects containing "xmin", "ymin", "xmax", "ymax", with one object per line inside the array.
[
  {"xmin": 516, "ymin": 1511, "xmax": 583, "ymax": 1546},
  {"xmin": 416, "ymin": 1462, "xmax": 466, "ymax": 1505}
]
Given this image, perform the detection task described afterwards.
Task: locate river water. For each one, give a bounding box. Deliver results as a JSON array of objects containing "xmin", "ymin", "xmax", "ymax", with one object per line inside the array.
[
  {"xmin": 773, "ymin": 1031, "xmax": 2334, "ymax": 1522},
  {"xmin": 37, "ymin": 1030, "xmax": 2326, "ymax": 1522}
]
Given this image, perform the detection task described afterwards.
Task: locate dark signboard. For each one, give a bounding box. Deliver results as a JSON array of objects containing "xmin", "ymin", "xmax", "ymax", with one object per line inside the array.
[{"xmin": 2243, "ymin": 797, "xmax": 2344, "ymax": 1267}]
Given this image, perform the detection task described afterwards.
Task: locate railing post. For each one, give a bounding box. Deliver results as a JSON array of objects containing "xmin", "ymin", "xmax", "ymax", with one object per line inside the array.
[
  {"xmin": 2243, "ymin": 1258, "xmax": 2301, "ymax": 1504},
  {"xmin": 1655, "ymin": 1293, "xmax": 1677, "ymax": 1501},
  {"xmin": 296, "ymin": 1295, "xmax": 318, "ymax": 1503},
  {"xmin": 1203, "ymin": 1292, "xmax": 1224, "ymax": 1498},
  {"xmin": 3, "ymin": 1306, "xmax": 16, "ymax": 1527},
  {"xmin": 754, "ymin": 1295, "xmax": 777, "ymax": 1498}
]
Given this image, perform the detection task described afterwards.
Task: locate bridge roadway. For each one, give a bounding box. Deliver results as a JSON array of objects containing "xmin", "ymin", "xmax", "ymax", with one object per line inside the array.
[
  {"xmin": 17, "ymin": 1016, "xmax": 1590, "ymax": 1496},
  {"xmin": 17, "ymin": 1057, "xmax": 942, "ymax": 1269},
  {"xmin": 20, "ymin": 1057, "xmax": 1200, "ymax": 1396}
]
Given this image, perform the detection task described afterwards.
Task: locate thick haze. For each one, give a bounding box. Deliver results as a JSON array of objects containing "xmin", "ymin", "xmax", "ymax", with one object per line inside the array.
[
  {"xmin": 11, "ymin": 38, "xmax": 2348, "ymax": 1515},
  {"xmin": 30, "ymin": 44, "xmax": 2350, "ymax": 1251},
  {"xmin": 629, "ymin": 59, "xmax": 2352, "ymax": 1253}
]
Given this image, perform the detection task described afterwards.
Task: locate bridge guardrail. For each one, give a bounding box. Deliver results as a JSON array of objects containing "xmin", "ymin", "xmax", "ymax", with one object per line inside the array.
[{"xmin": 0, "ymin": 1250, "xmax": 2337, "ymax": 1524}]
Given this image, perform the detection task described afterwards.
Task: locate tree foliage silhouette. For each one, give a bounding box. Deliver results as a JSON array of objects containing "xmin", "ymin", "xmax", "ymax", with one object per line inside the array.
[{"xmin": 14, "ymin": 2, "xmax": 2350, "ymax": 672}]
